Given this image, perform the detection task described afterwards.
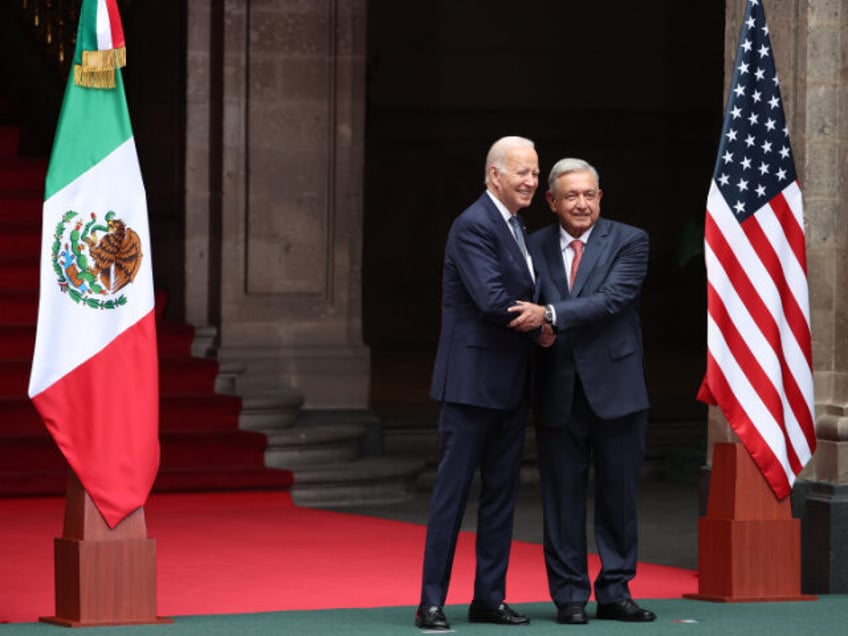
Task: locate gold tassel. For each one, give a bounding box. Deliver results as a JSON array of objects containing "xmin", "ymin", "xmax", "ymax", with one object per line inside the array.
[
  {"xmin": 74, "ymin": 65, "xmax": 116, "ymax": 88},
  {"xmin": 80, "ymin": 46, "xmax": 126, "ymax": 70},
  {"xmin": 73, "ymin": 46, "xmax": 126, "ymax": 88}
]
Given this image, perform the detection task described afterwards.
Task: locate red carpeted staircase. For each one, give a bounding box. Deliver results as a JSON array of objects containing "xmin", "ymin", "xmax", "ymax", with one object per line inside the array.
[{"xmin": 0, "ymin": 123, "xmax": 293, "ymax": 497}]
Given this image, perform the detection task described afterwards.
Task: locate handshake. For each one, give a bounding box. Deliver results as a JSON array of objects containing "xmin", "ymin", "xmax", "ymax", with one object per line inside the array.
[{"xmin": 508, "ymin": 300, "xmax": 555, "ymax": 348}]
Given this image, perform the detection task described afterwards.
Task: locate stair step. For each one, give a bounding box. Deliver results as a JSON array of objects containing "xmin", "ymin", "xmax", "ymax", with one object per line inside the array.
[
  {"xmin": 0, "ymin": 356, "xmax": 221, "ymax": 397},
  {"xmin": 0, "ymin": 429, "xmax": 272, "ymax": 474},
  {"xmin": 0, "ymin": 470, "xmax": 68, "ymax": 497},
  {"xmin": 159, "ymin": 357, "xmax": 221, "ymax": 393},
  {"xmin": 0, "ymin": 321, "xmax": 196, "ymax": 360},
  {"xmin": 0, "ymin": 258, "xmax": 37, "ymax": 290},
  {"xmin": 0, "ymin": 126, "xmax": 21, "ymax": 159},
  {"xmin": 0, "ymin": 192, "xmax": 42, "ymax": 220},
  {"xmin": 157, "ymin": 321, "xmax": 195, "ymax": 357},
  {"xmin": 153, "ymin": 466, "xmax": 293, "ymax": 492},
  {"xmin": 0, "ymin": 435, "xmax": 65, "ymax": 471},
  {"xmin": 0, "ymin": 466, "xmax": 294, "ymax": 498},
  {"xmin": 0, "ymin": 397, "xmax": 41, "ymax": 433},
  {"xmin": 0, "ymin": 325, "xmax": 35, "ymax": 358},
  {"xmin": 0, "ymin": 393, "xmax": 244, "ymax": 435},
  {"xmin": 0, "ymin": 224, "xmax": 40, "ymax": 256},
  {"xmin": 291, "ymin": 456, "xmax": 427, "ymax": 507},
  {"xmin": 0, "ymin": 291, "xmax": 37, "ymax": 324},
  {"xmin": 0, "ymin": 360, "xmax": 33, "ymax": 397},
  {"xmin": 264, "ymin": 424, "xmax": 367, "ymax": 469},
  {"xmin": 159, "ymin": 394, "xmax": 243, "ymax": 431},
  {"xmin": 160, "ymin": 430, "xmax": 268, "ymax": 469},
  {"xmin": 0, "ymin": 157, "xmax": 46, "ymax": 194}
]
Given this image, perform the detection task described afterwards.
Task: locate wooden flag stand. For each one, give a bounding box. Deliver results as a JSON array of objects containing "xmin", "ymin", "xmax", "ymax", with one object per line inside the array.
[
  {"xmin": 40, "ymin": 472, "xmax": 172, "ymax": 626},
  {"xmin": 684, "ymin": 442, "xmax": 816, "ymax": 602}
]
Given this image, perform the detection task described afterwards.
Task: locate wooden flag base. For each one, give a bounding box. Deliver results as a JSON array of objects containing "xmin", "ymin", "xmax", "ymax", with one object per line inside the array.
[
  {"xmin": 40, "ymin": 472, "xmax": 172, "ymax": 626},
  {"xmin": 684, "ymin": 443, "xmax": 816, "ymax": 602}
]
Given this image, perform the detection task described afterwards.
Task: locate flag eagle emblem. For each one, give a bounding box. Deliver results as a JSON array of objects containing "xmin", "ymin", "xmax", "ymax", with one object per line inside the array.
[{"xmin": 51, "ymin": 209, "xmax": 143, "ymax": 309}]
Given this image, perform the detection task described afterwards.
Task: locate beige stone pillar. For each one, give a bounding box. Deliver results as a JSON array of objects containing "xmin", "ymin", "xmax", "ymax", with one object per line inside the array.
[
  {"xmin": 797, "ymin": 0, "xmax": 848, "ymax": 594},
  {"xmin": 185, "ymin": 1, "xmax": 216, "ymax": 340},
  {"xmin": 188, "ymin": 0, "xmax": 369, "ymax": 410},
  {"xmin": 801, "ymin": 0, "xmax": 848, "ymax": 485}
]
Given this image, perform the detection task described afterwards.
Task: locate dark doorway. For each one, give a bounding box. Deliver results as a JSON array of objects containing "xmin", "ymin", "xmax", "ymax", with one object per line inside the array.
[{"xmin": 363, "ymin": 2, "xmax": 725, "ymax": 429}]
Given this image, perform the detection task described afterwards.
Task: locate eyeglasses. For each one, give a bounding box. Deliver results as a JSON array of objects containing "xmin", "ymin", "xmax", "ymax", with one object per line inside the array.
[{"xmin": 559, "ymin": 190, "xmax": 598, "ymax": 203}]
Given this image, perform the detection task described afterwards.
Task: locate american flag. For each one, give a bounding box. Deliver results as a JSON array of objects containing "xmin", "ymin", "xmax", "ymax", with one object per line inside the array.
[{"xmin": 697, "ymin": 0, "xmax": 815, "ymax": 500}]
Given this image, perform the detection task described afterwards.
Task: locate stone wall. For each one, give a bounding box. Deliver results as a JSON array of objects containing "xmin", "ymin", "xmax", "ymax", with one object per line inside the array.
[{"xmin": 186, "ymin": 0, "xmax": 369, "ymax": 408}]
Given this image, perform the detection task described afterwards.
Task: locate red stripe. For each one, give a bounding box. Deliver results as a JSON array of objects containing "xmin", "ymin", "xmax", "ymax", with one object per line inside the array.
[
  {"xmin": 702, "ymin": 350, "xmax": 792, "ymax": 499},
  {"xmin": 706, "ymin": 281, "xmax": 802, "ymax": 474},
  {"xmin": 736, "ymin": 212, "xmax": 814, "ymax": 454},
  {"xmin": 771, "ymin": 189, "xmax": 807, "ymax": 274},
  {"xmin": 105, "ymin": 0, "xmax": 126, "ymax": 49},
  {"xmin": 705, "ymin": 214, "xmax": 781, "ymax": 355},
  {"xmin": 741, "ymin": 208, "xmax": 812, "ymax": 365},
  {"xmin": 705, "ymin": 211, "xmax": 811, "ymax": 477},
  {"xmin": 31, "ymin": 311, "xmax": 159, "ymax": 527}
]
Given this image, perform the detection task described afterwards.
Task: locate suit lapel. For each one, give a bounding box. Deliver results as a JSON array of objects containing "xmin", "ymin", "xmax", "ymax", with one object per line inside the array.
[
  {"xmin": 542, "ymin": 225, "xmax": 569, "ymax": 299},
  {"xmin": 481, "ymin": 194, "xmax": 534, "ymax": 286},
  {"xmin": 571, "ymin": 217, "xmax": 609, "ymax": 296}
]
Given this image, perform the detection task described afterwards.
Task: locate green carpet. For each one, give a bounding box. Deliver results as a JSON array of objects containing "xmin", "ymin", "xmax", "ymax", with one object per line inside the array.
[{"xmin": 2, "ymin": 597, "xmax": 847, "ymax": 635}]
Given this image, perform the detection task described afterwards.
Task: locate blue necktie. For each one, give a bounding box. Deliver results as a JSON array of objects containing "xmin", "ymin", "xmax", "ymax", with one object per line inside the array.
[{"xmin": 508, "ymin": 216, "xmax": 528, "ymax": 259}]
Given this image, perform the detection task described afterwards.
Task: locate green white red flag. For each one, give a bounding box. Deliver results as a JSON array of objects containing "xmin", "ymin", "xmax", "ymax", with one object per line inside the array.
[{"xmin": 28, "ymin": 0, "xmax": 160, "ymax": 527}]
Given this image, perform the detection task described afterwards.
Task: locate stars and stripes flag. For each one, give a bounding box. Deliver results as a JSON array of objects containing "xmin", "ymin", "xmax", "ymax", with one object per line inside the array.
[
  {"xmin": 28, "ymin": 0, "xmax": 160, "ymax": 527},
  {"xmin": 697, "ymin": 0, "xmax": 815, "ymax": 500}
]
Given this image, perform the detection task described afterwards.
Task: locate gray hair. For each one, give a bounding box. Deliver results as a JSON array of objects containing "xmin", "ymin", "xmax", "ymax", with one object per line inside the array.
[
  {"xmin": 547, "ymin": 157, "xmax": 600, "ymax": 193},
  {"xmin": 484, "ymin": 136, "xmax": 535, "ymax": 185}
]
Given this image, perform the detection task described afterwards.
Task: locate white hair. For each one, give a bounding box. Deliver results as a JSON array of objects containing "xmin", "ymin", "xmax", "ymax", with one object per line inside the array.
[
  {"xmin": 547, "ymin": 157, "xmax": 600, "ymax": 193},
  {"xmin": 484, "ymin": 136, "xmax": 535, "ymax": 185}
]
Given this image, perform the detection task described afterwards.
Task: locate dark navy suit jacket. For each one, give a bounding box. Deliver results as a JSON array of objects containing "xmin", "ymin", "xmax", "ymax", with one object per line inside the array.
[
  {"xmin": 429, "ymin": 192, "xmax": 539, "ymax": 409},
  {"xmin": 528, "ymin": 216, "xmax": 649, "ymax": 424}
]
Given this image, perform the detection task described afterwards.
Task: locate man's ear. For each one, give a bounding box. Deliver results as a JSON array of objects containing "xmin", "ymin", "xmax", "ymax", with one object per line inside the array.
[{"xmin": 545, "ymin": 190, "xmax": 557, "ymax": 212}]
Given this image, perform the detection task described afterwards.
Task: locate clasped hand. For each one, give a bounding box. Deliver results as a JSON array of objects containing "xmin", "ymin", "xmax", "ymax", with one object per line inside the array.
[{"xmin": 508, "ymin": 301, "xmax": 555, "ymax": 347}]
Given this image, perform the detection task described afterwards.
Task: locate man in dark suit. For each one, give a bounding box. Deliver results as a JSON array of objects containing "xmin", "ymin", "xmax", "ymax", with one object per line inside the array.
[
  {"xmin": 508, "ymin": 157, "xmax": 655, "ymax": 624},
  {"xmin": 416, "ymin": 136, "xmax": 543, "ymax": 630}
]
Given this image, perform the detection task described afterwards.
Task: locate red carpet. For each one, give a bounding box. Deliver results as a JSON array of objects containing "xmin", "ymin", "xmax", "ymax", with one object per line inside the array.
[{"xmin": 0, "ymin": 491, "xmax": 698, "ymax": 623}]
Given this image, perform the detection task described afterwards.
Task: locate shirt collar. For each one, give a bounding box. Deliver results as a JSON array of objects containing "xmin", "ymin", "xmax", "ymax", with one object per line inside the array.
[
  {"xmin": 559, "ymin": 224, "xmax": 594, "ymax": 251},
  {"xmin": 486, "ymin": 190, "xmax": 514, "ymax": 224}
]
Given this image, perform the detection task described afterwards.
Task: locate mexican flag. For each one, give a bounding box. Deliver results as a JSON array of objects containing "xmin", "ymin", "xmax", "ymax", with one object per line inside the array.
[{"xmin": 28, "ymin": 0, "xmax": 160, "ymax": 528}]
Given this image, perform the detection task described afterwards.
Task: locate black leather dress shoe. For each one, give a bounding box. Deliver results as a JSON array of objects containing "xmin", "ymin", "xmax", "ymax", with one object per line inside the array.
[
  {"xmin": 596, "ymin": 599, "xmax": 656, "ymax": 622},
  {"xmin": 556, "ymin": 601, "xmax": 588, "ymax": 625},
  {"xmin": 468, "ymin": 601, "xmax": 530, "ymax": 625},
  {"xmin": 415, "ymin": 604, "xmax": 450, "ymax": 630}
]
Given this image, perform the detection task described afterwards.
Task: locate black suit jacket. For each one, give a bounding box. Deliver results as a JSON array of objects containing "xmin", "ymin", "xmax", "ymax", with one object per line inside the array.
[
  {"xmin": 528, "ymin": 217, "xmax": 650, "ymax": 423},
  {"xmin": 430, "ymin": 192, "xmax": 539, "ymax": 409}
]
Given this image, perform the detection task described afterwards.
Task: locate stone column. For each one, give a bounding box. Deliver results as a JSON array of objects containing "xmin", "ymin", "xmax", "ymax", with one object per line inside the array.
[
  {"xmin": 185, "ymin": 1, "xmax": 216, "ymax": 337},
  {"xmin": 794, "ymin": 0, "xmax": 848, "ymax": 594},
  {"xmin": 216, "ymin": 0, "xmax": 369, "ymax": 409}
]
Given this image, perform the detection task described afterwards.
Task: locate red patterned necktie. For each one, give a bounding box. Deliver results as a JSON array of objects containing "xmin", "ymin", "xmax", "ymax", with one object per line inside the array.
[{"xmin": 569, "ymin": 240, "xmax": 584, "ymax": 290}]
